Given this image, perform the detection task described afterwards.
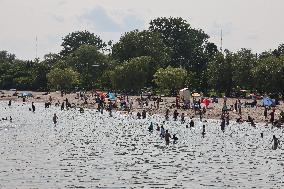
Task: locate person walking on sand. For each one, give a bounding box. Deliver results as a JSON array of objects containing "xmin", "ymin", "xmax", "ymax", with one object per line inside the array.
[
  {"xmin": 53, "ymin": 113, "xmax": 58, "ymax": 125},
  {"xmin": 165, "ymin": 130, "xmax": 171, "ymax": 145},
  {"xmin": 264, "ymin": 106, "xmax": 268, "ymax": 120},
  {"xmin": 270, "ymin": 109, "xmax": 275, "ymax": 123}
]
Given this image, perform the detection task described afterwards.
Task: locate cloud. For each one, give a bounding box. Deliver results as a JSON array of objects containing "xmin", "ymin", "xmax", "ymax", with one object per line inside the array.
[{"xmin": 80, "ymin": 6, "xmax": 145, "ymax": 32}]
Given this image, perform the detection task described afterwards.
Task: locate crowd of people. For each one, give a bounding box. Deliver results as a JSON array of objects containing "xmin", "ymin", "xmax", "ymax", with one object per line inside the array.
[{"xmin": 3, "ymin": 90, "xmax": 284, "ymax": 150}]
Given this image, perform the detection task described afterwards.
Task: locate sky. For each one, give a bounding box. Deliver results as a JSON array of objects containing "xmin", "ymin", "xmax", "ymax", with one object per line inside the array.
[{"xmin": 0, "ymin": 0, "xmax": 283, "ymax": 60}]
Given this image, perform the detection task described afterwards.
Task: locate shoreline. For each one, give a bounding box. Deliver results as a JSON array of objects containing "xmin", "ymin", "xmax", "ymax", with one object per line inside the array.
[{"xmin": 1, "ymin": 90, "xmax": 283, "ymax": 125}]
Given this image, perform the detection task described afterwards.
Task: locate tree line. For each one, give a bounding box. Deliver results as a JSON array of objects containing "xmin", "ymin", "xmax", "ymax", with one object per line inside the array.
[{"xmin": 0, "ymin": 17, "xmax": 283, "ymax": 96}]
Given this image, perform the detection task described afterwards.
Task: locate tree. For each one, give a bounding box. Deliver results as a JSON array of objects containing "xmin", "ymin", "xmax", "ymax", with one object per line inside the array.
[
  {"xmin": 65, "ymin": 45, "xmax": 110, "ymax": 89},
  {"xmin": 149, "ymin": 17, "xmax": 215, "ymax": 92},
  {"xmin": 153, "ymin": 66, "xmax": 187, "ymax": 93},
  {"xmin": 252, "ymin": 54, "xmax": 284, "ymax": 94},
  {"xmin": 47, "ymin": 67, "xmax": 79, "ymax": 90},
  {"xmin": 112, "ymin": 30, "xmax": 170, "ymax": 67},
  {"xmin": 149, "ymin": 17, "xmax": 209, "ymax": 70},
  {"xmin": 207, "ymin": 51, "xmax": 233, "ymax": 95},
  {"xmin": 111, "ymin": 56, "xmax": 151, "ymax": 92},
  {"xmin": 60, "ymin": 31, "xmax": 107, "ymax": 56},
  {"xmin": 231, "ymin": 49, "xmax": 257, "ymax": 90}
]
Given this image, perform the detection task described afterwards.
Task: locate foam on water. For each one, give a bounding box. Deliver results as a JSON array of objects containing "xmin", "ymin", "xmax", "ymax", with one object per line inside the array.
[{"xmin": 0, "ymin": 101, "xmax": 283, "ymax": 188}]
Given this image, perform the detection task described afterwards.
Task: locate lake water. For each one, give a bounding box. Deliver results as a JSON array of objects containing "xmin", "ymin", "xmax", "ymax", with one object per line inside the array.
[{"xmin": 0, "ymin": 101, "xmax": 283, "ymax": 188}]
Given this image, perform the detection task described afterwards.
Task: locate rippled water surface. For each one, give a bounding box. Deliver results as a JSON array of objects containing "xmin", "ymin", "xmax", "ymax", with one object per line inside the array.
[{"xmin": 0, "ymin": 102, "xmax": 283, "ymax": 188}]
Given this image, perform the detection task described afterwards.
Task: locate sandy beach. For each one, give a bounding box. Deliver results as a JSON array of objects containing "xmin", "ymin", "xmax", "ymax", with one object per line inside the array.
[{"xmin": 1, "ymin": 90, "xmax": 283, "ymax": 124}]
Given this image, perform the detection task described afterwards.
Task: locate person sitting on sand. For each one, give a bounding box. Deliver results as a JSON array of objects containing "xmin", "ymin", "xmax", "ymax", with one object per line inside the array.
[
  {"xmin": 165, "ymin": 130, "xmax": 171, "ymax": 145},
  {"xmin": 236, "ymin": 116, "xmax": 243, "ymax": 123}
]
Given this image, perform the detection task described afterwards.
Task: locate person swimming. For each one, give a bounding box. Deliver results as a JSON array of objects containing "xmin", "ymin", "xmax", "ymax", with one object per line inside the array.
[
  {"xmin": 156, "ymin": 124, "xmax": 160, "ymax": 131},
  {"xmin": 172, "ymin": 134, "xmax": 178, "ymax": 144}
]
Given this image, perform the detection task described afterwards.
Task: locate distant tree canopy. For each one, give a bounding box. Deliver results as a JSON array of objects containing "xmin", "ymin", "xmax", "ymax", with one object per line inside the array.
[
  {"xmin": 60, "ymin": 30, "xmax": 107, "ymax": 56},
  {"xmin": 0, "ymin": 18, "xmax": 284, "ymax": 96}
]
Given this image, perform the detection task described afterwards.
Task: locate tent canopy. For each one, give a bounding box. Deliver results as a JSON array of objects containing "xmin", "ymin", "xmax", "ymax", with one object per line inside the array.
[
  {"xmin": 19, "ymin": 92, "xmax": 33, "ymax": 97},
  {"xmin": 262, "ymin": 97, "xmax": 275, "ymax": 107}
]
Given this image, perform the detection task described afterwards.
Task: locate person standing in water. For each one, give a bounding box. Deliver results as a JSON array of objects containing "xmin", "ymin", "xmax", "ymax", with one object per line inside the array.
[
  {"xmin": 142, "ymin": 110, "xmax": 146, "ymax": 119},
  {"xmin": 32, "ymin": 102, "xmax": 35, "ymax": 112},
  {"xmin": 8, "ymin": 100, "xmax": 11, "ymax": 106},
  {"xmin": 272, "ymin": 135, "xmax": 280, "ymax": 150},
  {"xmin": 160, "ymin": 126, "xmax": 165, "ymax": 138},
  {"xmin": 202, "ymin": 125, "xmax": 206, "ymax": 137},
  {"xmin": 220, "ymin": 118, "xmax": 225, "ymax": 132},
  {"xmin": 189, "ymin": 118, "xmax": 194, "ymax": 128},
  {"xmin": 181, "ymin": 113, "xmax": 185, "ymax": 124},
  {"xmin": 53, "ymin": 113, "xmax": 58, "ymax": 125},
  {"xmin": 148, "ymin": 122, "xmax": 153, "ymax": 132},
  {"xmin": 165, "ymin": 130, "xmax": 171, "ymax": 145},
  {"xmin": 165, "ymin": 109, "xmax": 169, "ymax": 121}
]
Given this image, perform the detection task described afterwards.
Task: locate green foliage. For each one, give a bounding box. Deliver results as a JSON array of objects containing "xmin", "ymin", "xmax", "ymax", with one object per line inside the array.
[
  {"xmin": 252, "ymin": 54, "xmax": 284, "ymax": 93},
  {"xmin": 60, "ymin": 31, "xmax": 107, "ymax": 56},
  {"xmin": 112, "ymin": 30, "xmax": 170, "ymax": 67},
  {"xmin": 64, "ymin": 45, "xmax": 110, "ymax": 89},
  {"xmin": 207, "ymin": 51, "xmax": 233, "ymax": 95},
  {"xmin": 110, "ymin": 56, "xmax": 151, "ymax": 92},
  {"xmin": 153, "ymin": 66, "xmax": 187, "ymax": 92},
  {"xmin": 47, "ymin": 67, "xmax": 79, "ymax": 90},
  {"xmin": 231, "ymin": 49, "xmax": 257, "ymax": 89}
]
